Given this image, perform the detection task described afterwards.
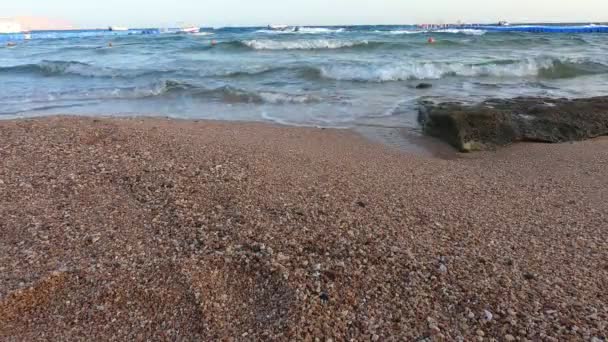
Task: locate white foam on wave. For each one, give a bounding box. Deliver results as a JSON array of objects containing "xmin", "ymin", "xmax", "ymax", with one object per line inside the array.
[
  {"xmin": 320, "ymin": 58, "xmax": 561, "ymax": 82},
  {"xmin": 377, "ymin": 28, "xmax": 486, "ymax": 35},
  {"xmin": 255, "ymin": 27, "xmax": 345, "ymax": 34},
  {"xmin": 90, "ymin": 81, "xmax": 184, "ymax": 99},
  {"xmin": 389, "ymin": 30, "xmax": 423, "ymax": 35},
  {"xmin": 38, "ymin": 61, "xmax": 122, "ymax": 78},
  {"xmin": 242, "ymin": 39, "xmax": 367, "ymax": 50},
  {"xmin": 258, "ymin": 91, "xmax": 319, "ymax": 104},
  {"xmin": 298, "ymin": 27, "xmax": 345, "ymax": 34},
  {"xmin": 434, "ymin": 29, "xmax": 486, "ymax": 35},
  {"xmin": 32, "ymin": 83, "xmax": 171, "ymax": 103},
  {"xmin": 373, "ymin": 30, "xmax": 422, "ymax": 35},
  {"xmin": 254, "ymin": 30, "xmax": 287, "ymax": 34}
]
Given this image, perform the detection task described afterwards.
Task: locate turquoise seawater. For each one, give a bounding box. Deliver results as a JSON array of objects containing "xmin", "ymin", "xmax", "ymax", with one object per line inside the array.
[{"xmin": 2, "ymin": 26, "xmax": 608, "ymax": 128}]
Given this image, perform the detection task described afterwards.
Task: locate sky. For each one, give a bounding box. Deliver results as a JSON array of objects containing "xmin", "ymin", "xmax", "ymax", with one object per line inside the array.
[{"xmin": 1, "ymin": 0, "xmax": 607, "ymax": 28}]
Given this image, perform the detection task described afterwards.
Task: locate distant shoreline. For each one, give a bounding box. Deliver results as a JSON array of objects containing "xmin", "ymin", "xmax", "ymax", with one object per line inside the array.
[{"xmin": 2, "ymin": 21, "xmax": 607, "ymax": 33}]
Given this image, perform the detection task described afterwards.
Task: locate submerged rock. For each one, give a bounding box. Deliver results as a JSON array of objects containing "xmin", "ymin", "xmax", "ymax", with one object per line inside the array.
[
  {"xmin": 418, "ymin": 96, "xmax": 608, "ymax": 152},
  {"xmin": 415, "ymin": 83, "xmax": 433, "ymax": 89}
]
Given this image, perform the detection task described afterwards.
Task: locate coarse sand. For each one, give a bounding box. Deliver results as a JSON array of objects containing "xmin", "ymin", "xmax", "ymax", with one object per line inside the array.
[{"xmin": 0, "ymin": 116, "xmax": 606, "ymax": 341}]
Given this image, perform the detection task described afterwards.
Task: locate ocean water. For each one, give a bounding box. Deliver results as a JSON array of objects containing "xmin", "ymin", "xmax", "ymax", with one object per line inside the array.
[{"xmin": 2, "ymin": 26, "xmax": 608, "ymax": 129}]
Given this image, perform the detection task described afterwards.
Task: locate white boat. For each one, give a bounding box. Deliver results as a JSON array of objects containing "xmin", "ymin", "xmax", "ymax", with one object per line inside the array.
[
  {"xmin": 498, "ymin": 21, "xmax": 510, "ymax": 26},
  {"xmin": 268, "ymin": 24, "xmax": 290, "ymax": 31},
  {"xmin": 179, "ymin": 26, "xmax": 200, "ymax": 34},
  {"xmin": 159, "ymin": 27, "xmax": 176, "ymax": 34},
  {"xmin": 23, "ymin": 32, "xmax": 31, "ymax": 40},
  {"xmin": 109, "ymin": 26, "xmax": 129, "ymax": 31}
]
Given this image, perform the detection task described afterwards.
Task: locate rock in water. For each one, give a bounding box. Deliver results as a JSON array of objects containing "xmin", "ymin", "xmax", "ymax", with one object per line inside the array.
[
  {"xmin": 416, "ymin": 83, "xmax": 433, "ymax": 89},
  {"xmin": 418, "ymin": 96, "xmax": 608, "ymax": 152}
]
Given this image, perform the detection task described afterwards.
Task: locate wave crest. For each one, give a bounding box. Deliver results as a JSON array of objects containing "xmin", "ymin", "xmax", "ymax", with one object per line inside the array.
[
  {"xmin": 318, "ymin": 58, "xmax": 608, "ymax": 82},
  {"xmin": 197, "ymin": 86, "xmax": 320, "ymax": 104},
  {"xmin": 241, "ymin": 39, "xmax": 368, "ymax": 50},
  {"xmin": 376, "ymin": 28, "xmax": 486, "ymax": 35},
  {"xmin": 255, "ymin": 27, "xmax": 345, "ymax": 34},
  {"xmin": 0, "ymin": 60, "xmax": 151, "ymax": 78},
  {"xmin": 297, "ymin": 27, "xmax": 345, "ymax": 34},
  {"xmin": 9, "ymin": 79, "xmax": 320, "ymax": 106},
  {"xmin": 434, "ymin": 29, "xmax": 487, "ymax": 35}
]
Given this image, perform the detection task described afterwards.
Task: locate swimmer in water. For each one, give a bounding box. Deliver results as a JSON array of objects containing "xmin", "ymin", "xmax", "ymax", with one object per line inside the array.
[
  {"xmin": 108, "ymin": 42, "xmax": 113, "ymax": 48},
  {"xmin": 211, "ymin": 40, "xmax": 217, "ymax": 46},
  {"xmin": 427, "ymin": 37, "xmax": 436, "ymax": 44}
]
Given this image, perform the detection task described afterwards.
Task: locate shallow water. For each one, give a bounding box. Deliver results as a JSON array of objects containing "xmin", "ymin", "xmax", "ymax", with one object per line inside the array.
[{"xmin": 1, "ymin": 26, "xmax": 608, "ymax": 129}]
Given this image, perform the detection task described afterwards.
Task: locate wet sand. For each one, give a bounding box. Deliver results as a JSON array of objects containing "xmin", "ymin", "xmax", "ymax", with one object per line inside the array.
[
  {"xmin": 353, "ymin": 124, "xmax": 460, "ymax": 159},
  {"xmin": 0, "ymin": 116, "xmax": 606, "ymax": 341}
]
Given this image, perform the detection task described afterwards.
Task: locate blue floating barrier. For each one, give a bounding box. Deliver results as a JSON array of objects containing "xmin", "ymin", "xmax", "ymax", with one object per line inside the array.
[{"xmin": 454, "ymin": 24, "xmax": 608, "ymax": 33}]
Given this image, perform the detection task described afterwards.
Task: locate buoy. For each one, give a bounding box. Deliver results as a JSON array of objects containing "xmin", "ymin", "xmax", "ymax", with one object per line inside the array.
[{"xmin": 428, "ymin": 37, "xmax": 436, "ymax": 44}]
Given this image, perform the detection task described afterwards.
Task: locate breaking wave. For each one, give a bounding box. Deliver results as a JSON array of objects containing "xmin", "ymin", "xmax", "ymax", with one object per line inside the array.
[
  {"xmin": 433, "ymin": 29, "xmax": 487, "ymax": 35},
  {"xmin": 6, "ymin": 57, "xmax": 605, "ymax": 85},
  {"xmin": 191, "ymin": 86, "xmax": 321, "ymax": 104},
  {"xmin": 376, "ymin": 28, "xmax": 486, "ymax": 35},
  {"xmin": 385, "ymin": 30, "xmax": 423, "ymax": 35},
  {"xmin": 0, "ymin": 60, "xmax": 155, "ymax": 78},
  {"xmin": 241, "ymin": 39, "xmax": 369, "ymax": 50},
  {"xmin": 255, "ymin": 27, "xmax": 345, "ymax": 34},
  {"xmin": 298, "ymin": 27, "xmax": 345, "ymax": 34},
  {"xmin": 317, "ymin": 57, "xmax": 608, "ymax": 82},
  {"xmin": 2, "ymin": 79, "xmax": 320, "ymax": 106},
  {"xmin": 3, "ymin": 56, "xmax": 605, "ymax": 85}
]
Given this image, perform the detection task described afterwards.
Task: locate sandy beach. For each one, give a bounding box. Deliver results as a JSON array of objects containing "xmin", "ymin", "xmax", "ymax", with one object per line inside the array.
[{"xmin": 0, "ymin": 116, "xmax": 606, "ymax": 340}]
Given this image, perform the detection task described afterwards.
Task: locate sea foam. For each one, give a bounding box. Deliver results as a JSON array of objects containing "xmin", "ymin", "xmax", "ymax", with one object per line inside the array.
[
  {"xmin": 319, "ymin": 57, "xmax": 607, "ymax": 82},
  {"xmin": 242, "ymin": 39, "xmax": 367, "ymax": 50}
]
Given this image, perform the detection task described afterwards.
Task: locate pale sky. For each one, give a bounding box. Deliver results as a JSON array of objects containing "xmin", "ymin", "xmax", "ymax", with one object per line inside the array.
[{"xmin": 1, "ymin": 0, "xmax": 607, "ymax": 28}]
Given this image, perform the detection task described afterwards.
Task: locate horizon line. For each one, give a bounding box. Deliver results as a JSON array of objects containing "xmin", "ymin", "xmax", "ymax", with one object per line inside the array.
[{"xmin": 18, "ymin": 20, "xmax": 608, "ymax": 31}]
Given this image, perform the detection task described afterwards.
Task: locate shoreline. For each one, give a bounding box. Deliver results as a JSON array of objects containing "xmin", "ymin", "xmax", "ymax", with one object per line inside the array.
[
  {"xmin": 2, "ymin": 113, "xmax": 461, "ymax": 157},
  {"xmin": 2, "ymin": 113, "xmax": 460, "ymax": 158},
  {"xmin": 1, "ymin": 116, "xmax": 606, "ymax": 340}
]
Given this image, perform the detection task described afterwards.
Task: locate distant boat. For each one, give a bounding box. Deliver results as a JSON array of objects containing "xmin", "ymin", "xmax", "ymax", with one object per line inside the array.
[
  {"xmin": 23, "ymin": 32, "xmax": 32, "ymax": 40},
  {"xmin": 178, "ymin": 26, "xmax": 200, "ymax": 34},
  {"xmin": 266, "ymin": 24, "xmax": 302, "ymax": 32},
  {"xmin": 108, "ymin": 26, "xmax": 129, "ymax": 31},
  {"xmin": 268, "ymin": 24, "xmax": 290, "ymax": 31},
  {"xmin": 498, "ymin": 21, "xmax": 511, "ymax": 26}
]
